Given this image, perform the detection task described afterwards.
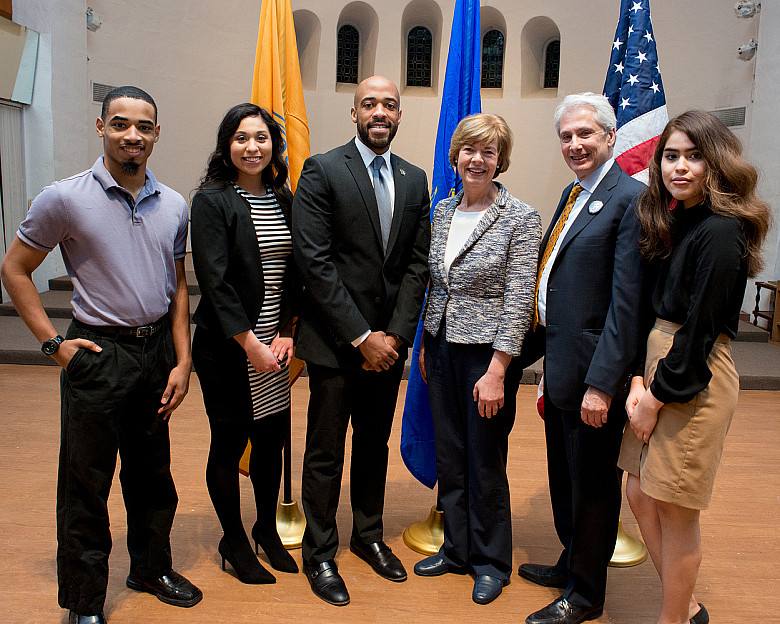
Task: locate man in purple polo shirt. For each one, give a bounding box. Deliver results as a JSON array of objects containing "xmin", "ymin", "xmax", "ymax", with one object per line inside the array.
[{"xmin": 1, "ymin": 86, "xmax": 201, "ymax": 624}]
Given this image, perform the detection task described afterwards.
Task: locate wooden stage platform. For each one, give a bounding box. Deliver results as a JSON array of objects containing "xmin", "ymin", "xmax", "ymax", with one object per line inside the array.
[{"xmin": 1, "ymin": 364, "xmax": 777, "ymax": 622}]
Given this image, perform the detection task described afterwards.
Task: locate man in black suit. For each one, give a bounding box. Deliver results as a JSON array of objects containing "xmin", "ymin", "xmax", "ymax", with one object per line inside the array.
[
  {"xmin": 292, "ymin": 75, "xmax": 430, "ymax": 606},
  {"xmin": 518, "ymin": 93, "xmax": 648, "ymax": 624}
]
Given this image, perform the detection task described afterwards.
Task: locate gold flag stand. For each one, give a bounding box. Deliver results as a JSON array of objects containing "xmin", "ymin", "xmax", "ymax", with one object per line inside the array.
[
  {"xmin": 400, "ymin": 509, "xmax": 646, "ymax": 567},
  {"xmin": 608, "ymin": 520, "xmax": 648, "ymax": 567},
  {"xmin": 276, "ymin": 499, "xmax": 306, "ymax": 549},
  {"xmin": 402, "ymin": 505, "xmax": 444, "ymax": 555},
  {"xmin": 239, "ymin": 357, "xmax": 307, "ymax": 549},
  {"xmin": 276, "ymin": 357, "xmax": 306, "ymax": 549}
]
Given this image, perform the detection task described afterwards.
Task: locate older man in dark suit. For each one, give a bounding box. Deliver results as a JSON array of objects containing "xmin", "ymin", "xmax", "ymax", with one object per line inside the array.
[
  {"xmin": 292, "ymin": 75, "xmax": 430, "ymax": 606},
  {"xmin": 518, "ymin": 93, "xmax": 648, "ymax": 624}
]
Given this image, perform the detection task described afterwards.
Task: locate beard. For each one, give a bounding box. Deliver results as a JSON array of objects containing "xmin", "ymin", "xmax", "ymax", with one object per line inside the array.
[
  {"xmin": 121, "ymin": 160, "xmax": 140, "ymax": 176},
  {"xmin": 356, "ymin": 119, "xmax": 398, "ymax": 151}
]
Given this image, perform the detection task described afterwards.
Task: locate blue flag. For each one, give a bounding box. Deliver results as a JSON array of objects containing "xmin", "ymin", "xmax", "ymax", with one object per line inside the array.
[
  {"xmin": 400, "ymin": 0, "xmax": 482, "ymax": 489},
  {"xmin": 603, "ymin": 0, "xmax": 668, "ymax": 183}
]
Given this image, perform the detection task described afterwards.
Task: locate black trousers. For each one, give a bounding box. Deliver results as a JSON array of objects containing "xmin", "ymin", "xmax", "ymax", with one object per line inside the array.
[
  {"xmin": 425, "ymin": 333, "xmax": 520, "ymax": 580},
  {"xmin": 543, "ymin": 391, "xmax": 626, "ymax": 610},
  {"xmin": 58, "ymin": 321, "xmax": 178, "ymax": 615},
  {"xmin": 193, "ymin": 326, "xmax": 288, "ymax": 542},
  {"xmin": 301, "ymin": 358, "xmax": 405, "ymax": 564}
]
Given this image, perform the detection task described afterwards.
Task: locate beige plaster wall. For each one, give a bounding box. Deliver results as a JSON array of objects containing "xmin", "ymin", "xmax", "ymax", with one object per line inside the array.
[
  {"xmin": 80, "ymin": 0, "xmax": 761, "ymax": 225},
  {"xmin": 747, "ymin": 2, "xmax": 779, "ymax": 310},
  {"xmin": 83, "ymin": 0, "xmax": 265, "ymax": 200},
  {"xmin": 9, "ymin": 0, "xmax": 777, "ymax": 296},
  {"xmin": 11, "ymin": 0, "xmax": 88, "ymax": 290}
]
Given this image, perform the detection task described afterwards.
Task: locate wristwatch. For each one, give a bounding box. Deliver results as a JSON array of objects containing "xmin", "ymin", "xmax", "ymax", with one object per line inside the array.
[{"xmin": 41, "ymin": 335, "xmax": 64, "ymax": 356}]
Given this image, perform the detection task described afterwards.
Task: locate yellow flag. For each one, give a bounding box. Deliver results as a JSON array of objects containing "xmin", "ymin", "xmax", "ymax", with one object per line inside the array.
[{"xmin": 251, "ymin": 0, "xmax": 310, "ymax": 193}]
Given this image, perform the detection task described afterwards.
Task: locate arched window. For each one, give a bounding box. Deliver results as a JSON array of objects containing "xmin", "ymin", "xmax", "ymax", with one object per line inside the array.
[
  {"xmin": 481, "ymin": 29, "xmax": 504, "ymax": 88},
  {"xmin": 406, "ymin": 26, "xmax": 432, "ymax": 87},
  {"xmin": 544, "ymin": 39, "xmax": 560, "ymax": 89},
  {"xmin": 337, "ymin": 25, "xmax": 359, "ymax": 84}
]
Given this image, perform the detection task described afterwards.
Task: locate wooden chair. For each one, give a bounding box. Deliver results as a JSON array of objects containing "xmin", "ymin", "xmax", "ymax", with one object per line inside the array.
[{"xmin": 753, "ymin": 280, "xmax": 779, "ymax": 341}]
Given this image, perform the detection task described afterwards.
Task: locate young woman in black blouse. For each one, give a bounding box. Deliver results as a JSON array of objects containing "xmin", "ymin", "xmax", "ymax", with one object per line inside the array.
[{"xmin": 619, "ymin": 110, "xmax": 770, "ymax": 624}]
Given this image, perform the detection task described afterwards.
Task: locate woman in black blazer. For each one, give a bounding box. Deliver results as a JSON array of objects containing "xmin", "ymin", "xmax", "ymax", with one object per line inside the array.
[{"xmin": 191, "ymin": 103, "xmax": 298, "ymax": 584}]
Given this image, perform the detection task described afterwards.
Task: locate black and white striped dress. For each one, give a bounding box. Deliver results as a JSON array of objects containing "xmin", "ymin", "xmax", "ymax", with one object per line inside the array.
[{"xmin": 235, "ymin": 184, "xmax": 292, "ymax": 419}]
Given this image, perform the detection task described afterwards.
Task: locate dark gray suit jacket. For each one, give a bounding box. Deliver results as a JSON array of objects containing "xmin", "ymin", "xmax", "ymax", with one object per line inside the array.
[
  {"xmin": 292, "ymin": 139, "xmax": 431, "ymax": 370},
  {"xmin": 523, "ymin": 161, "xmax": 649, "ymax": 410}
]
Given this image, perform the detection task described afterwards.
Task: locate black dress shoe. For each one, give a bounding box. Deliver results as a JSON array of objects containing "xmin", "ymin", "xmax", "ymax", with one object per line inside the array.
[
  {"xmin": 303, "ymin": 560, "xmax": 350, "ymax": 606},
  {"xmin": 525, "ymin": 597, "xmax": 603, "ymax": 624},
  {"xmin": 126, "ymin": 569, "xmax": 203, "ymax": 608},
  {"xmin": 69, "ymin": 613, "xmax": 106, "ymax": 624},
  {"xmin": 472, "ymin": 575, "xmax": 509, "ymax": 605},
  {"xmin": 691, "ymin": 603, "xmax": 709, "ymax": 624},
  {"xmin": 349, "ymin": 537, "xmax": 407, "ymax": 581},
  {"xmin": 518, "ymin": 562, "xmax": 568, "ymax": 588},
  {"xmin": 413, "ymin": 554, "xmax": 468, "ymax": 577}
]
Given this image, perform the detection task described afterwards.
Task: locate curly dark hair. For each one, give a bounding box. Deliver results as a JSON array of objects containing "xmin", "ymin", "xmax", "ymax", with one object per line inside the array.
[
  {"xmin": 198, "ymin": 103, "xmax": 289, "ymax": 194},
  {"xmin": 636, "ymin": 109, "xmax": 770, "ymax": 277}
]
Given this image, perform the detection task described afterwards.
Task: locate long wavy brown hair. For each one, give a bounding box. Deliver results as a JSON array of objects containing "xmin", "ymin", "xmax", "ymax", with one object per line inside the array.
[{"xmin": 636, "ymin": 110, "xmax": 770, "ymax": 277}]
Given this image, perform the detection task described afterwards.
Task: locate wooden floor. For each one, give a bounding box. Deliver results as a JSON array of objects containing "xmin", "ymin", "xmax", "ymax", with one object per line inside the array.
[{"xmin": 1, "ymin": 364, "xmax": 778, "ymax": 623}]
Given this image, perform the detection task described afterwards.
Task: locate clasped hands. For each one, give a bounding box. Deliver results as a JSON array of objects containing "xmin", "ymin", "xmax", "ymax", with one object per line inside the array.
[
  {"xmin": 359, "ymin": 331, "xmax": 400, "ymax": 372},
  {"xmin": 625, "ymin": 376, "xmax": 663, "ymax": 443}
]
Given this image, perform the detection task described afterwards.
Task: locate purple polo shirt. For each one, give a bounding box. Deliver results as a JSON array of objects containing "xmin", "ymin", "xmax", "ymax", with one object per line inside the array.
[{"xmin": 18, "ymin": 157, "xmax": 188, "ymax": 327}]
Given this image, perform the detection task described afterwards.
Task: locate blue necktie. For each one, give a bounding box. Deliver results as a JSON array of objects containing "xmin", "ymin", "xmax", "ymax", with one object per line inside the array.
[{"xmin": 371, "ymin": 155, "xmax": 392, "ymax": 251}]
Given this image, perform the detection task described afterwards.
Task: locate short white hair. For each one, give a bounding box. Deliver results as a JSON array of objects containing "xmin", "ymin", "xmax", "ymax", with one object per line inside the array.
[{"xmin": 554, "ymin": 92, "xmax": 617, "ymax": 135}]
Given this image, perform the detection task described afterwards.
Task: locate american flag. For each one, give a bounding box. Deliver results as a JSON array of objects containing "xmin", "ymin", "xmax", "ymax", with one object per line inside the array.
[{"xmin": 603, "ymin": 0, "xmax": 668, "ymax": 184}]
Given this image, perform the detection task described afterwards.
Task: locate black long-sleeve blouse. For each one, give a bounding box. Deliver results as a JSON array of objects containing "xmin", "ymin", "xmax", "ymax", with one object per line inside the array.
[{"xmin": 649, "ymin": 202, "xmax": 748, "ymax": 404}]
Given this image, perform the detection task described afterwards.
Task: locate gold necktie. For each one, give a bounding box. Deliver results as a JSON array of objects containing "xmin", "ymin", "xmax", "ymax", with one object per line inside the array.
[{"xmin": 533, "ymin": 183, "xmax": 583, "ymax": 328}]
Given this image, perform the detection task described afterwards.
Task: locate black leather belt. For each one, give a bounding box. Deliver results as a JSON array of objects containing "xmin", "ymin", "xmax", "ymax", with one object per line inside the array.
[{"xmin": 75, "ymin": 317, "xmax": 167, "ymax": 339}]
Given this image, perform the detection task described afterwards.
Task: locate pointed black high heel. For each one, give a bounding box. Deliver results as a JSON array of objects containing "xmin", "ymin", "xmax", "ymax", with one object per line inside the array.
[
  {"xmin": 218, "ymin": 536, "xmax": 276, "ymax": 584},
  {"xmin": 251, "ymin": 522, "xmax": 298, "ymax": 573}
]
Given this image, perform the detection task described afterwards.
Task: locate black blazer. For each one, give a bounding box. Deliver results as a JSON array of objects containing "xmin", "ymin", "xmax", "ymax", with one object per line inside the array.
[
  {"xmin": 292, "ymin": 139, "xmax": 431, "ymax": 370},
  {"xmin": 523, "ymin": 161, "xmax": 649, "ymax": 410},
  {"xmin": 190, "ymin": 183, "xmax": 297, "ymax": 342}
]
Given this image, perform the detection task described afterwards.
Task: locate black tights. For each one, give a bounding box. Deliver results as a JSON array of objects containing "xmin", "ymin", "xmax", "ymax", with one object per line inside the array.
[{"xmin": 206, "ymin": 408, "xmax": 287, "ymax": 545}]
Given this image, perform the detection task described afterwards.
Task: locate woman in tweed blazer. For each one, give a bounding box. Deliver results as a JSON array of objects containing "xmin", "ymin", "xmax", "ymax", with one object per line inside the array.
[{"xmin": 413, "ymin": 114, "xmax": 541, "ymax": 604}]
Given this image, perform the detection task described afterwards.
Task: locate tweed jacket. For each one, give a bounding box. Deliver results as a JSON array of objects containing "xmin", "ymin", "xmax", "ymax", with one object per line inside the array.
[{"xmin": 424, "ymin": 183, "xmax": 541, "ymax": 356}]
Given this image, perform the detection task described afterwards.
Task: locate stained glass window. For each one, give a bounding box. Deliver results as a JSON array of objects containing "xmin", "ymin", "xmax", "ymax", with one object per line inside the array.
[
  {"xmin": 337, "ymin": 25, "xmax": 359, "ymax": 84},
  {"xmin": 481, "ymin": 30, "xmax": 504, "ymax": 88},
  {"xmin": 544, "ymin": 39, "xmax": 560, "ymax": 89},
  {"xmin": 407, "ymin": 26, "xmax": 432, "ymax": 87}
]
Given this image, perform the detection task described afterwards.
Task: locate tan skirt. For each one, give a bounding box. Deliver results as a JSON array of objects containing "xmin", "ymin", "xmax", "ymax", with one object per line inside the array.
[{"xmin": 618, "ymin": 319, "xmax": 739, "ymax": 510}]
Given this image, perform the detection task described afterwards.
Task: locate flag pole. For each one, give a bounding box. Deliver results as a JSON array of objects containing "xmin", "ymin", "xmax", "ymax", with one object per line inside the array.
[
  {"xmin": 250, "ymin": 0, "xmax": 311, "ymax": 549},
  {"xmin": 275, "ymin": 361, "xmax": 308, "ymax": 548},
  {"xmin": 603, "ymin": 0, "xmax": 668, "ymax": 566}
]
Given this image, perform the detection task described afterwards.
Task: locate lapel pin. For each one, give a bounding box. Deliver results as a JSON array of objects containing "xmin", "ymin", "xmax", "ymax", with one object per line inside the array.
[
  {"xmin": 399, "ymin": 168, "xmax": 406, "ymax": 176},
  {"xmin": 588, "ymin": 200, "xmax": 603, "ymax": 214}
]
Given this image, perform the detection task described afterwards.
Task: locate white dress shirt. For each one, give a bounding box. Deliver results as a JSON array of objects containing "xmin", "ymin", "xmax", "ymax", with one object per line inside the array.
[{"xmin": 351, "ymin": 136, "xmax": 396, "ymax": 347}]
